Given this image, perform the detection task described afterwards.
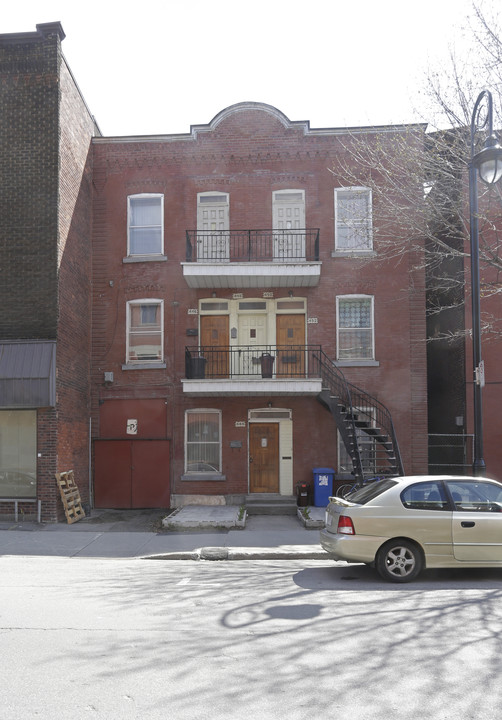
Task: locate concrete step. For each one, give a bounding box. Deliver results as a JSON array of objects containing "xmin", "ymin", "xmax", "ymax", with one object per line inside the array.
[
  {"xmin": 246, "ymin": 503, "xmax": 299, "ymax": 516},
  {"xmin": 245, "ymin": 494, "xmax": 298, "ymax": 516}
]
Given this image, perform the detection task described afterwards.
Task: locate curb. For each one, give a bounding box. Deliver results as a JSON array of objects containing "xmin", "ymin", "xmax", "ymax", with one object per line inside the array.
[{"xmin": 143, "ymin": 546, "xmax": 335, "ymax": 561}]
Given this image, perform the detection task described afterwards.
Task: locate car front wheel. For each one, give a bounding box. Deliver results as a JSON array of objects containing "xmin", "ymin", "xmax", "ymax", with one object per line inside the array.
[{"xmin": 376, "ymin": 540, "xmax": 423, "ymax": 583}]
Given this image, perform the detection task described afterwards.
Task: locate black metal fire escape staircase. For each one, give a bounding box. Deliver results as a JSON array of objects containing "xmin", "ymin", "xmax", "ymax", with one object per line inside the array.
[{"xmin": 313, "ymin": 350, "xmax": 404, "ymax": 482}]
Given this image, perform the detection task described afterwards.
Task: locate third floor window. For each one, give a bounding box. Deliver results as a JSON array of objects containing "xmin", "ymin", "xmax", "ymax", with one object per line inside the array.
[{"xmin": 127, "ymin": 194, "xmax": 164, "ymax": 256}]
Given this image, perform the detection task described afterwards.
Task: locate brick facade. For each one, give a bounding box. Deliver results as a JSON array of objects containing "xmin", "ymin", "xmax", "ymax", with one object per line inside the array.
[
  {"xmin": 0, "ymin": 24, "xmax": 97, "ymax": 521},
  {"xmin": 1, "ymin": 26, "xmax": 430, "ymax": 520},
  {"xmin": 90, "ymin": 104, "xmax": 428, "ymax": 505}
]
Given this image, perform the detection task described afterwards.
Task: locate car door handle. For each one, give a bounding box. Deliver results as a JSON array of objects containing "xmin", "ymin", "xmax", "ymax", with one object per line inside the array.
[{"xmin": 461, "ymin": 521, "xmax": 476, "ymax": 528}]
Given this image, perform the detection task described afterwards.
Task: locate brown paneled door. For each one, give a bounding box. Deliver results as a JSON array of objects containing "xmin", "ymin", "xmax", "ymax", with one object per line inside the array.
[
  {"xmin": 249, "ymin": 423, "xmax": 279, "ymax": 493},
  {"xmin": 200, "ymin": 315, "xmax": 229, "ymax": 377},
  {"xmin": 276, "ymin": 314, "xmax": 305, "ymax": 377}
]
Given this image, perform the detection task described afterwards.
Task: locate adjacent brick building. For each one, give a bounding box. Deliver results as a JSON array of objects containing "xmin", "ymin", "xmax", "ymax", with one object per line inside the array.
[{"xmin": 0, "ymin": 23, "xmax": 98, "ymax": 521}]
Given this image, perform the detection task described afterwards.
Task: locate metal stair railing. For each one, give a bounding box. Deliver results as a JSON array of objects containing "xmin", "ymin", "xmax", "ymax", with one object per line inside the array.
[{"xmin": 312, "ymin": 349, "xmax": 403, "ymax": 481}]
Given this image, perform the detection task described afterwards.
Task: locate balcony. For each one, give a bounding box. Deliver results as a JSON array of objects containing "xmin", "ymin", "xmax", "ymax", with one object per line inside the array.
[
  {"xmin": 182, "ymin": 345, "xmax": 324, "ymax": 396},
  {"xmin": 182, "ymin": 229, "xmax": 321, "ymax": 289}
]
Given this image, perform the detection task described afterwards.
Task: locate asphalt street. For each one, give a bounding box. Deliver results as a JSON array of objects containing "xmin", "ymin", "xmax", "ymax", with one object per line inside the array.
[{"xmin": 1, "ymin": 555, "xmax": 502, "ymax": 720}]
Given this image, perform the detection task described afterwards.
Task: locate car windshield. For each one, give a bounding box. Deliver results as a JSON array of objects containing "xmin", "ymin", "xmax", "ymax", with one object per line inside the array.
[{"xmin": 345, "ymin": 478, "xmax": 398, "ymax": 505}]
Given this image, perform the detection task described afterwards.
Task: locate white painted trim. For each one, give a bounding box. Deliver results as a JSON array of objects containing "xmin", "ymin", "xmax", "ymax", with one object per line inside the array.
[
  {"xmin": 182, "ymin": 261, "xmax": 321, "ymax": 289},
  {"xmin": 336, "ymin": 294, "xmax": 375, "ymax": 362},
  {"xmin": 334, "ymin": 186, "xmax": 373, "ymax": 252},
  {"xmin": 127, "ymin": 193, "xmax": 164, "ymax": 257},
  {"xmin": 184, "ymin": 408, "xmax": 222, "ymax": 474},
  {"xmin": 181, "ymin": 378, "xmax": 322, "ymax": 396},
  {"xmin": 247, "ymin": 407, "xmax": 293, "ymax": 496},
  {"xmin": 126, "ymin": 298, "xmax": 164, "ymax": 364}
]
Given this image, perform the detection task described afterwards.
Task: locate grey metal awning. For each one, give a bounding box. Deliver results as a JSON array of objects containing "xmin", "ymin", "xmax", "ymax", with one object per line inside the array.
[{"xmin": 0, "ymin": 341, "xmax": 56, "ymax": 408}]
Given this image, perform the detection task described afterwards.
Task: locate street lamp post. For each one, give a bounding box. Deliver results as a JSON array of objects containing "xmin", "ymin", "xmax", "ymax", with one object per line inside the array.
[{"xmin": 468, "ymin": 90, "xmax": 502, "ymax": 476}]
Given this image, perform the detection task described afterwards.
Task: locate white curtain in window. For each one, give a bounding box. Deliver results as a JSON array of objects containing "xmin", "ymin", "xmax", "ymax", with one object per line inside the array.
[
  {"xmin": 129, "ymin": 196, "xmax": 162, "ymax": 255},
  {"xmin": 338, "ymin": 298, "xmax": 373, "ymax": 359},
  {"xmin": 186, "ymin": 411, "xmax": 221, "ymax": 471},
  {"xmin": 336, "ymin": 189, "xmax": 371, "ymax": 250}
]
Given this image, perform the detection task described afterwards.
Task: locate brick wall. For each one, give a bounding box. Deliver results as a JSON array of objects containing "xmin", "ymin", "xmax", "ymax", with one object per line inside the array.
[
  {"xmin": 90, "ymin": 104, "xmax": 429, "ymax": 503},
  {"xmin": 53, "ymin": 55, "xmax": 96, "ymax": 518},
  {"xmin": 0, "ymin": 25, "xmax": 97, "ymax": 521},
  {"xmin": 0, "ymin": 29, "xmax": 60, "ymax": 339}
]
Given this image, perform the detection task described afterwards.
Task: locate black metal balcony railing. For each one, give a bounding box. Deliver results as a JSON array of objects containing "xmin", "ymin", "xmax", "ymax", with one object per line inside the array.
[
  {"xmin": 185, "ymin": 229, "xmax": 320, "ymax": 263},
  {"xmin": 185, "ymin": 345, "xmax": 322, "ymax": 379}
]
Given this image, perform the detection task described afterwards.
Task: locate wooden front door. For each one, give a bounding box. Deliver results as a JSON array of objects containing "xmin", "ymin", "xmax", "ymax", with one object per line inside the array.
[
  {"xmin": 200, "ymin": 315, "xmax": 229, "ymax": 377},
  {"xmin": 249, "ymin": 423, "xmax": 279, "ymax": 493},
  {"xmin": 276, "ymin": 314, "xmax": 306, "ymax": 377}
]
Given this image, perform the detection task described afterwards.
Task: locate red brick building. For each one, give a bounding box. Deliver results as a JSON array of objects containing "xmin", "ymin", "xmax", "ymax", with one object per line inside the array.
[
  {"xmin": 0, "ymin": 23, "xmax": 429, "ymax": 520},
  {"xmin": 90, "ymin": 102, "xmax": 428, "ymax": 509}
]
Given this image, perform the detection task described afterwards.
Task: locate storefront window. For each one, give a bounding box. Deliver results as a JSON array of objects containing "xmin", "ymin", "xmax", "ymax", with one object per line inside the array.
[{"xmin": 0, "ymin": 410, "xmax": 36, "ymax": 498}]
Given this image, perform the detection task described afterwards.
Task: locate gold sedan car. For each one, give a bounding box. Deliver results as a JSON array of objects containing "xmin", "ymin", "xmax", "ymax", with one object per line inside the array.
[{"xmin": 319, "ymin": 475, "xmax": 502, "ymax": 582}]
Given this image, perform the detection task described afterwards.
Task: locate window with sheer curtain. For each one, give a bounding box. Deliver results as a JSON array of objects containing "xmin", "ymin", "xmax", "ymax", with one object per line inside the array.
[
  {"xmin": 335, "ymin": 187, "xmax": 372, "ymax": 252},
  {"xmin": 337, "ymin": 296, "xmax": 374, "ymax": 360},
  {"xmin": 126, "ymin": 300, "xmax": 163, "ymax": 363},
  {"xmin": 185, "ymin": 410, "xmax": 221, "ymax": 473},
  {"xmin": 127, "ymin": 194, "xmax": 163, "ymax": 255}
]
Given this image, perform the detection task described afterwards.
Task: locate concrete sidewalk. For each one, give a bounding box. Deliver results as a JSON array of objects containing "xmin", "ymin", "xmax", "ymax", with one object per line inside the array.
[{"xmin": 0, "ymin": 505, "xmax": 332, "ymax": 561}]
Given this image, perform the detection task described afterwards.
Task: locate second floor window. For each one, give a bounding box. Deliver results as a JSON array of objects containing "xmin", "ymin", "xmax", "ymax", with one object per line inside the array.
[
  {"xmin": 128, "ymin": 194, "xmax": 164, "ymax": 256},
  {"xmin": 337, "ymin": 296, "xmax": 374, "ymax": 360},
  {"xmin": 335, "ymin": 187, "xmax": 372, "ymax": 252},
  {"xmin": 126, "ymin": 300, "xmax": 163, "ymax": 363}
]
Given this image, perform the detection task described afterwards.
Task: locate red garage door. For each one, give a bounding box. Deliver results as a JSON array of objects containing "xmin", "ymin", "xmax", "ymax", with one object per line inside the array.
[{"xmin": 94, "ymin": 439, "xmax": 170, "ymax": 509}]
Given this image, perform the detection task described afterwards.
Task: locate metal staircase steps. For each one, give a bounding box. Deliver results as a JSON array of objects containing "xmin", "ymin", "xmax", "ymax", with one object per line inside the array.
[{"xmin": 314, "ymin": 350, "xmax": 403, "ymax": 482}]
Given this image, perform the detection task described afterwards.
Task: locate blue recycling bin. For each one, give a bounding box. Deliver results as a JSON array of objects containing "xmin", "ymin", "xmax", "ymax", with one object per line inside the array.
[{"xmin": 313, "ymin": 467, "xmax": 334, "ymax": 507}]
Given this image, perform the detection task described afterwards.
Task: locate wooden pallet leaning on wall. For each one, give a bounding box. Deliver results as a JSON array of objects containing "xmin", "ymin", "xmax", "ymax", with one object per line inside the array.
[{"xmin": 55, "ymin": 470, "xmax": 86, "ymax": 524}]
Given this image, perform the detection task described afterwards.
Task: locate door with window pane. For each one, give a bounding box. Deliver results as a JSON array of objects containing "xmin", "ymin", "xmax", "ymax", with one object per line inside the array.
[
  {"xmin": 276, "ymin": 314, "xmax": 305, "ymax": 377},
  {"xmin": 238, "ymin": 314, "xmax": 268, "ymax": 375},
  {"xmin": 272, "ymin": 190, "xmax": 305, "ymax": 261},
  {"xmin": 200, "ymin": 315, "xmax": 229, "ymax": 377},
  {"xmin": 197, "ymin": 192, "xmax": 229, "ymax": 262},
  {"xmin": 249, "ymin": 423, "xmax": 279, "ymax": 493}
]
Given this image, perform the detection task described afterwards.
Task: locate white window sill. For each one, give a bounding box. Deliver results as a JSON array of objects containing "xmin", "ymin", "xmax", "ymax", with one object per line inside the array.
[
  {"xmin": 335, "ymin": 360, "xmax": 379, "ymax": 367},
  {"xmin": 122, "ymin": 362, "xmax": 166, "ymax": 370},
  {"xmin": 123, "ymin": 255, "xmax": 167, "ymax": 263},
  {"xmin": 180, "ymin": 473, "xmax": 226, "ymax": 482},
  {"xmin": 331, "ymin": 250, "xmax": 376, "ymax": 258}
]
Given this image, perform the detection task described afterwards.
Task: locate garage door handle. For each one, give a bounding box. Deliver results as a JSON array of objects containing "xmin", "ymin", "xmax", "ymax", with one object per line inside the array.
[{"xmin": 461, "ymin": 521, "xmax": 475, "ymax": 528}]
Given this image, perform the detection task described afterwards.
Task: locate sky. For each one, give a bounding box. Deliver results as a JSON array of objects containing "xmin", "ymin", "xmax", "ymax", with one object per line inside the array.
[{"xmin": 1, "ymin": 0, "xmax": 486, "ymax": 137}]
